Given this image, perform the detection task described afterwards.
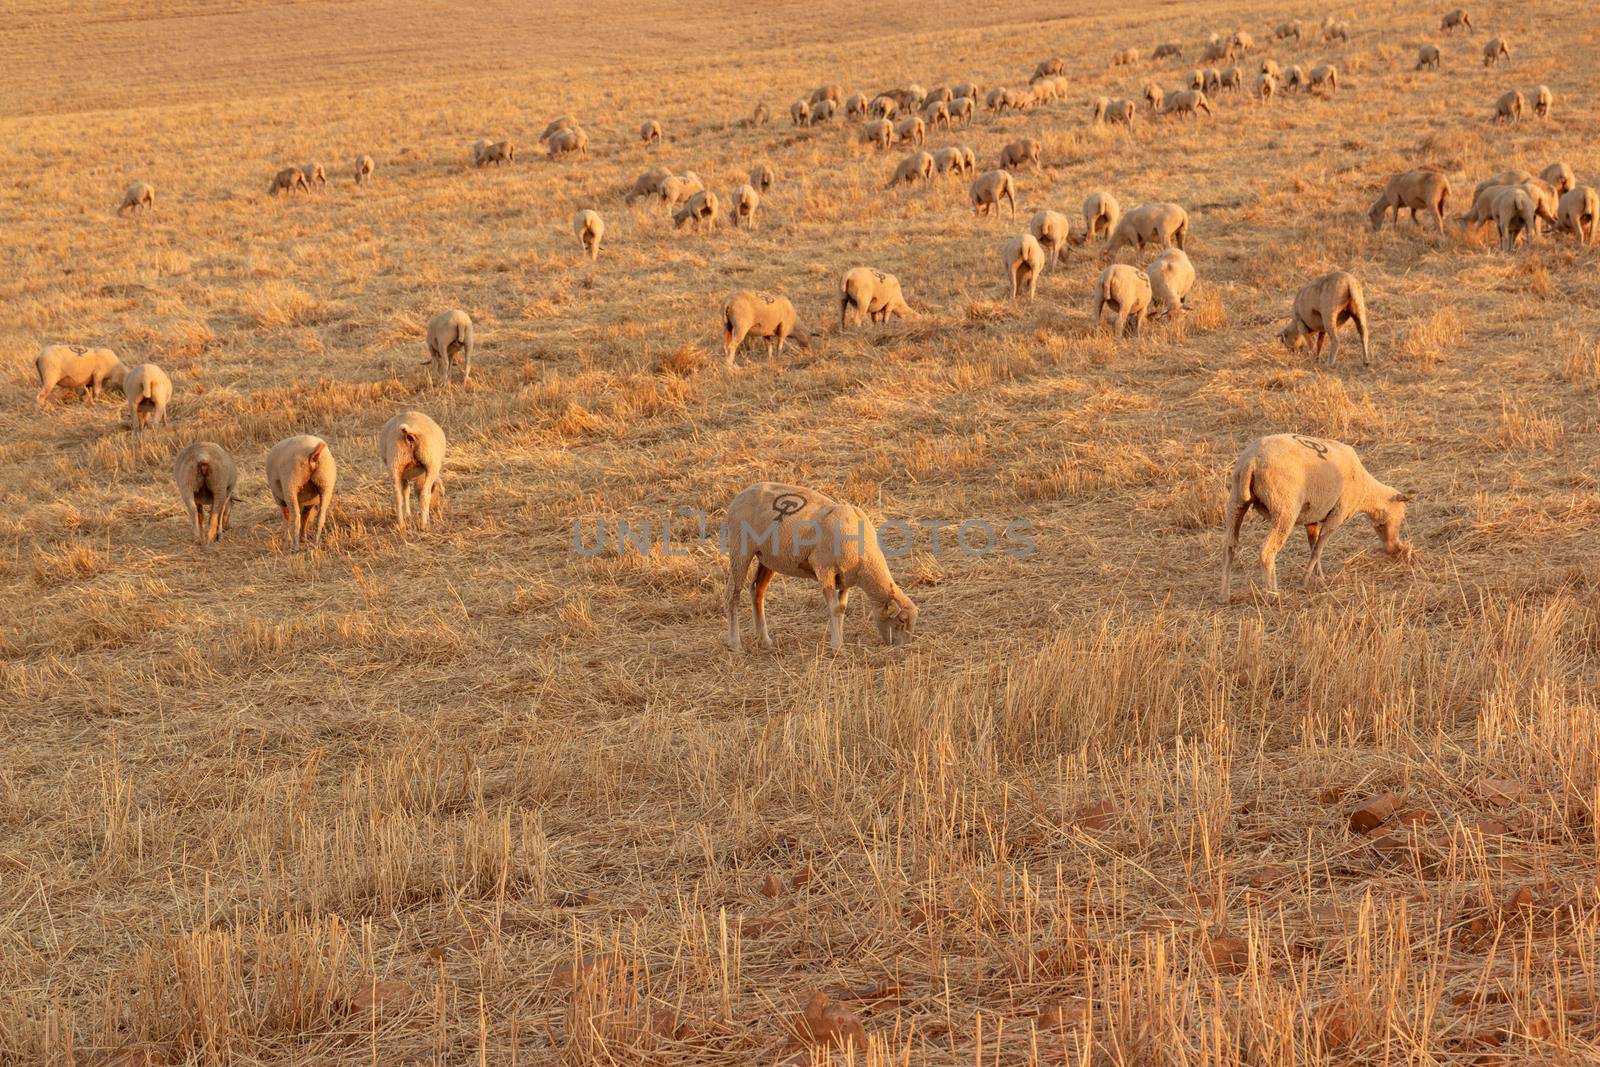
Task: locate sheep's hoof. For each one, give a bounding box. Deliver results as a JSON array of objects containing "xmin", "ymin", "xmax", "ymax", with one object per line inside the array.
[
  {"xmin": 758, "ymin": 637, "xmax": 775, "ymax": 651},
  {"xmin": 723, "ymin": 635, "xmax": 743, "ymax": 652}
]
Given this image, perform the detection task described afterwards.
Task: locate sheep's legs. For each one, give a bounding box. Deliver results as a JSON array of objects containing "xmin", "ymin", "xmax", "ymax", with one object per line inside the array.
[
  {"xmin": 282, "ymin": 503, "xmax": 298, "ymax": 551},
  {"xmin": 1304, "ymin": 517, "xmax": 1343, "ymax": 586},
  {"xmin": 723, "ymin": 554, "xmax": 751, "ymax": 650},
  {"xmin": 1221, "ymin": 503, "xmax": 1249, "ymax": 600},
  {"xmin": 419, "ymin": 474, "xmax": 437, "ymax": 529},
  {"xmin": 1259, "ymin": 513, "xmax": 1296, "ymax": 594},
  {"xmin": 821, "ymin": 581, "xmax": 846, "ymax": 651},
  {"xmin": 751, "ymin": 564, "xmax": 776, "ymax": 649},
  {"xmin": 312, "ymin": 489, "xmax": 332, "ymax": 548},
  {"xmin": 183, "ymin": 495, "xmax": 204, "ymax": 545}
]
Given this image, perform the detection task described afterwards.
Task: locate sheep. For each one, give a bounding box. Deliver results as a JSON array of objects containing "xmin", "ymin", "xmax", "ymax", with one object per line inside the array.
[
  {"xmin": 625, "ymin": 166, "xmax": 673, "ymax": 204},
  {"xmin": 1324, "ymin": 20, "xmax": 1350, "ymax": 42},
  {"xmin": 999, "ymin": 87, "xmax": 1033, "ymax": 113},
  {"xmin": 730, "ymin": 183, "xmax": 760, "ymax": 229},
  {"xmin": 721, "ymin": 291, "xmax": 796, "ymax": 367},
  {"xmin": 969, "ymin": 169, "xmax": 1017, "ymax": 219},
  {"xmin": 1111, "ymin": 47, "xmax": 1141, "ymax": 66},
  {"xmin": 353, "ymin": 155, "xmax": 375, "ymax": 184},
  {"xmin": 1220, "ymin": 66, "xmax": 1242, "ymax": 91},
  {"xmin": 1471, "ymin": 169, "xmax": 1533, "ymax": 204},
  {"xmin": 790, "ymin": 99, "xmax": 810, "ymax": 126},
  {"xmin": 1187, "ymin": 68, "xmax": 1205, "ymax": 90},
  {"xmin": 932, "ymin": 146, "xmax": 965, "ymax": 177},
  {"xmin": 750, "ymin": 164, "xmax": 776, "ymax": 195},
  {"xmin": 1147, "ymin": 248, "xmax": 1195, "ymax": 315},
  {"xmin": 269, "ymin": 166, "xmax": 308, "ymax": 194},
  {"xmin": 839, "ymin": 267, "xmax": 912, "ymax": 328},
  {"xmin": 1091, "ymin": 264, "xmax": 1153, "ymax": 339},
  {"xmin": 547, "ymin": 127, "xmax": 588, "ymax": 158},
  {"xmin": 960, "ymin": 145, "xmax": 978, "ymax": 176},
  {"xmin": 924, "ymin": 86, "xmax": 953, "ymax": 105},
  {"xmin": 639, "ymin": 119, "xmax": 662, "ymax": 144},
  {"xmin": 1221, "ymin": 434, "xmax": 1411, "ymax": 599},
  {"xmin": 539, "ymin": 116, "xmax": 575, "ymax": 142},
  {"xmin": 573, "ymin": 208, "xmax": 604, "ymax": 258},
  {"xmin": 809, "ymin": 98, "xmax": 838, "ymax": 125},
  {"xmin": 844, "ymin": 92, "xmax": 869, "ymax": 119},
  {"xmin": 1493, "ymin": 89, "xmax": 1524, "ymax": 122},
  {"xmin": 1279, "ymin": 271, "xmax": 1371, "ymax": 366},
  {"xmin": 1028, "ymin": 209, "xmax": 1072, "ymax": 268},
  {"xmin": 1001, "ymin": 233, "xmax": 1046, "ymax": 299},
  {"xmin": 922, "ymin": 99, "xmax": 952, "ymax": 129},
  {"xmin": 1094, "ymin": 97, "xmax": 1137, "ymax": 127},
  {"xmin": 863, "ymin": 118, "xmax": 895, "ymax": 149},
  {"xmin": 752, "ymin": 101, "xmax": 770, "ymax": 126},
  {"xmin": 1260, "ymin": 58, "xmax": 1282, "ymax": 79},
  {"xmin": 1230, "ymin": 30, "xmax": 1255, "ymax": 53},
  {"xmin": 1490, "ymin": 186, "xmax": 1538, "ymax": 250},
  {"xmin": 869, "ymin": 94, "xmax": 898, "ymax": 120},
  {"xmin": 1510, "ymin": 176, "xmax": 1559, "ymax": 231},
  {"xmin": 1307, "ymin": 64, "xmax": 1339, "ymax": 93},
  {"xmin": 1368, "ymin": 168, "xmax": 1452, "ymax": 234},
  {"xmin": 999, "ymin": 138, "xmax": 1041, "ymax": 170},
  {"xmin": 1440, "ymin": 8, "xmax": 1471, "ymax": 32},
  {"xmin": 657, "ymin": 173, "xmax": 705, "ymax": 207},
  {"xmin": 1201, "ymin": 39, "xmax": 1232, "ymax": 63},
  {"xmin": 1165, "ymin": 89, "xmax": 1214, "ymax": 118},
  {"xmin": 1032, "ymin": 57, "xmax": 1065, "ymax": 80},
  {"xmin": 952, "ymin": 81, "xmax": 981, "ymax": 101},
  {"xmin": 123, "ymin": 363, "xmax": 172, "ymax": 434},
  {"xmin": 473, "ymin": 140, "xmax": 515, "ymax": 167},
  {"xmin": 34, "ymin": 345, "xmax": 127, "ymax": 406},
  {"xmin": 300, "ymin": 161, "xmax": 327, "ymax": 187},
  {"xmin": 1284, "ymin": 65, "xmax": 1306, "ymax": 90},
  {"xmin": 1483, "ymin": 37, "xmax": 1509, "ymax": 65},
  {"xmin": 1152, "ymin": 41, "xmax": 1182, "ymax": 59},
  {"xmin": 983, "ymin": 87, "xmax": 1006, "ymax": 113},
  {"xmin": 809, "ymin": 83, "xmax": 843, "ymax": 106},
  {"xmin": 424, "ymin": 309, "xmax": 473, "ymax": 387},
  {"xmin": 266, "ymin": 435, "xmax": 337, "ymax": 551},
  {"xmin": 1556, "ymin": 185, "xmax": 1599, "ymax": 245},
  {"xmin": 1276, "ymin": 20, "xmax": 1302, "ymax": 39},
  {"xmin": 1541, "ymin": 162, "xmax": 1576, "ymax": 196},
  {"xmin": 949, "ymin": 95, "xmax": 975, "ymax": 125},
  {"xmin": 894, "ymin": 116, "xmax": 926, "ymax": 146},
  {"xmin": 672, "ymin": 189, "xmax": 720, "ymax": 230},
  {"xmin": 1143, "ymin": 82, "xmax": 1165, "ymax": 110},
  {"xmin": 886, "ymin": 150, "xmax": 935, "ymax": 188},
  {"xmin": 1083, "ymin": 191, "xmax": 1122, "ymax": 242},
  {"xmin": 379, "ymin": 411, "xmax": 446, "ymax": 531},
  {"xmin": 1459, "ymin": 181, "xmax": 1519, "ymax": 239},
  {"xmin": 1204, "ymin": 67, "xmax": 1223, "ymax": 92},
  {"xmin": 723, "ymin": 481, "xmax": 918, "ymax": 652},
  {"xmin": 173, "ymin": 442, "xmax": 237, "ymax": 547},
  {"xmin": 1256, "ymin": 72, "xmax": 1280, "ymax": 101},
  {"xmin": 1416, "ymin": 44, "xmax": 1441, "ymax": 70},
  {"xmin": 1534, "ymin": 84, "xmax": 1552, "ymax": 119},
  {"xmin": 117, "ymin": 181, "xmax": 155, "ymax": 214}
]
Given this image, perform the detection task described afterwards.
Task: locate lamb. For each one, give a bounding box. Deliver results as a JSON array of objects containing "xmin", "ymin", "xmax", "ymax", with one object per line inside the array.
[
  {"xmin": 1220, "ymin": 66, "xmax": 1242, "ymax": 91},
  {"xmin": 1440, "ymin": 8, "xmax": 1471, "ymax": 32},
  {"xmin": 1534, "ymin": 84, "xmax": 1552, "ymax": 119},
  {"xmin": 1490, "ymin": 186, "xmax": 1538, "ymax": 250},
  {"xmin": 894, "ymin": 116, "xmax": 926, "ymax": 146},
  {"xmin": 639, "ymin": 119, "xmax": 662, "ymax": 144},
  {"xmin": 424, "ymin": 309, "xmax": 474, "ymax": 387},
  {"xmin": 1367, "ymin": 168, "xmax": 1451, "ymax": 234},
  {"xmin": 1541, "ymin": 162, "xmax": 1575, "ymax": 196},
  {"xmin": 752, "ymin": 101, "xmax": 770, "ymax": 125},
  {"xmin": 999, "ymin": 138, "xmax": 1041, "ymax": 170},
  {"xmin": 123, "ymin": 363, "xmax": 172, "ymax": 434},
  {"xmin": 539, "ymin": 116, "xmax": 575, "ymax": 142},
  {"xmin": 1001, "ymin": 233, "xmax": 1046, "ymax": 299},
  {"xmin": 1164, "ymin": 89, "xmax": 1214, "ymax": 118},
  {"xmin": 173, "ymin": 442, "xmax": 237, "ymax": 547},
  {"xmin": 1028, "ymin": 209, "xmax": 1071, "ymax": 268},
  {"xmin": 1307, "ymin": 64, "xmax": 1339, "ymax": 93},
  {"xmin": 34, "ymin": 344, "xmax": 127, "ymax": 406},
  {"xmin": 730, "ymin": 183, "xmax": 760, "ymax": 229},
  {"xmin": 1143, "ymin": 82, "xmax": 1165, "ymax": 110},
  {"xmin": 949, "ymin": 95, "xmax": 975, "ymax": 124},
  {"xmin": 473, "ymin": 140, "xmax": 515, "ymax": 167},
  {"xmin": 1556, "ymin": 185, "xmax": 1599, "ymax": 245},
  {"xmin": 1493, "ymin": 89, "xmax": 1524, "ymax": 122},
  {"xmin": 672, "ymin": 189, "xmax": 720, "ymax": 230},
  {"xmin": 1221, "ymin": 434, "xmax": 1411, "ymax": 599},
  {"xmin": 266, "ymin": 435, "xmax": 337, "ymax": 551},
  {"xmin": 723, "ymin": 481, "xmax": 918, "ymax": 652},
  {"xmin": 1276, "ymin": 20, "xmax": 1302, "ymax": 39},
  {"xmin": 809, "ymin": 98, "xmax": 838, "ymax": 124},
  {"xmin": 863, "ymin": 118, "xmax": 895, "ymax": 149},
  {"xmin": 625, "ymin": 166, "xmax": 673, "ymax": 203},
  {"xmin": 1152, "ymin": 42, "xmax": 1182, "ymax": 59},
  {"xmin": 1416, "ymin": 44, "xmax": 1441, "ymax": 69},
  {"xmin": 844, "ymin": 92, "xmax": 869, "ymax": 118},
  {"xmin": 886, "ymin": 151, "xmax": 935, "ymax": 188},
  {"xmin": 379, "ymin": 411, "xmax": 446, "ymax": 531},
  {"xmin": 547, "ymin": 127, "xmax": 588, "ymax": 158},
  {"xmin": 354, "ymin": 155, "xmax": 375, "ymax": 184},
  {"xmin": 923, "ymin": 100, "xmax": 951, "ymax": 129},
  {"xmin": 1279, "ymin": 271, "xmax": 1371, "ymax": 366},
  {"xmin": 1483, "ymin": 37, "xmax": 1509, "ymax": 65},
  {"xmin": 117, "ymin": 181, "xmax": 155, "ymax": 214},
  {"xmin": 1147, "ymin": 248, "xmax": 1195, "ymax": 315},
  {"xmin": 721, "ymin": 291, "xmax": 796, "ymax": 367},
  {"xmin": 1083, "ymin": 191, "xmax": 1122, "ymax": 241},
  {"xmin": 300, "ymin": 161, "xmax": 327, "ymax": 187},
  {"xmin": 573, "ymin": 208, "xmax": 604, "ymax": 258},
  {"xmin": 269, "ymin": 166, "xmax": 308, "ymax": 194},
  {"xmin": 752, "ymin": 162, "xmax": 776, "ymax": 192},
  {"xmin": 1256, "ymin": 72, "xmax": 1280, "ymax": 101},
  {"xmin": 657, "ymin": 172, "xmax": 705, "ymax": 207},
  {"xmin": 839, "ymin": 267, "xmax": 912, "ymax": 328},
  {"xmin": 1105, "ymin": 202, "xmax": 1190, "ymax": 256},
  {"xmin": 969, "ymin": 169, "xmax": 1017, "ymax": 218},
  {"xmin": 1091, "ymin": 264, "xmax": 1153, "ymax": 339}
]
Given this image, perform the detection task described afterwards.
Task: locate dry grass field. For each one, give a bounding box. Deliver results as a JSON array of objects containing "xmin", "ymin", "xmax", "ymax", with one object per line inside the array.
[{"xmin": 4, "ymin": 0, "xmax": 1600, "ymax": 1062}]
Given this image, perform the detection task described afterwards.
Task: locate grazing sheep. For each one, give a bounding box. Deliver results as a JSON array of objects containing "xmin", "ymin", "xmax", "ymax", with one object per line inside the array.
[
  {"xmin": 1368, "ymin": 168, "xmax": 1452, "ymax": 234},
  {"xmin": 1001, "ymin": 233, "xmax": 1046, "ymax": 299},
  {"xmin": 639, "ymin": 119, "xmax": 662, "ymax": 144},
  {"xmin": 1416, "ymin": 44, "xmax": 1441, "ymax": 69},
  {"xmin": 839, "ymin": 267, "xmax": 912, "ymax": 328},
  {"xmin": 539, "ymin": 116, "xmax": 575, "ymax": 141},
  {"xmin": 123, "ymin": 363, "xmax": 172, "ymax": 434},
  {"xmin": 844, "ymin": 92, "xmax": 869, "ymax": 118},
  {"xmin": 925, "ymin": 85, "xmax": 953, "ymax": 104},
  {"xmin": 625, "ymin": 166, "xmax": 673, "ymax": 203},
  {"xmin": 300, "ymin": 161, "xmax": 327, "ymax": 187},
  {"xmin": 173, "ymin": 442, "xmax": 237, "ymax": 547},
  {"xmin": 886, "ymin": 150, "xmax": 935, "ymax": 188},
  {"xmin": 1111, "ymin": 47, "xmax": 1141, "ymax": 66},
  {"xmin": 379, "ymin": 411, "xmax": 446, "ymax": 531},
  {"xmin": 573, "ymin": 208, "xmax": 604, "ymax": 258},
  {"xmin": 1460, "ymin": 181, "xmax": 1519, "ymax": 239},
  {"xmin": 1256, "ymin": 72, "xmax": 1280, "ymax": 101},
  {"xmin": 863, "ymin": 118, "xmax": 895, "ymax": 149},
  {"xmin": 790, "ymin": 99, "xmax": 810, "ymax": 126},
  {"xmin": 1284, "ymin": 65, "xmax": 1306, "ymax": 90},
  {"xmin": 1203, "ymin": 67, "xmax": 1223, "ymax": 92},
  {"xmin": 1153, "ymin": 41, "xmax": 1182, "ymax": 59},
  {"xmin": 1280, "ymin": 271, "xmax": 1371, "ymax": 366},
  {"xmin": 922, "ymin": 99, "xmax": 951, "ymax": 129},
  {"xmin": 752, "ymin": 162, "xmax": 776, "ymax": 192},
  {"xmin": 1096, "ymin": 97, "xmax": 1137, "ymax": 127},
  {"xmin": 1187, "ymin": 68, "xmax": 1205, "ymax": 90},
  {"xmin": 1147, "ymin": 248, "xmax": 1195, "ymax": 315},
  {"xmin": 952, "ymin": 81, "xmax": 981, "ymax": 100},
  {"xmin": 1221, "ymin": 66, "xmax": 1242, "ymax": 91},
  {"xmin": 1324, "ymin": 20, "xmax": 1350, "ymax": 42},
  {"xmin": 1091, "ymin": 264, "xmax": 1153, "ymax": 338},
  {"xmin": 266, "ymin": 435, "xmax": 337, "ymax": 551},
  {"xmin": 1083, "ymin": 191, "xmax": 1122, "ymax": 241},
  {"xmin": 1511, "ymin": 176, "xmax": 1559, "ymax": 231},
  {"xmin": 1471, "ymin": 169, "xmax": 1533, "ymax": 204},
  {"xmin": 672, "ymin": 189, "xmax": 720, "ymax": 230},
  {"xmin": 809, "ymin": 83, "xmax": 843, "ymax": 106},
  {"xmin": 117, "ymin": 181, "xmax": 155, "ymax": 214},
  {"xmin": 932, "ymin": 146, "xmax": 964, "ymax": 177},
  {"xmin": 1540, "ymin": 162, "xmax": 1575, "ymax": 196},
  {"xmin": 425, "ymin": 309, "xmax": 473, "ymax": 387},
  {"xmin": 983, "ymin": 87, "xmax": 1006, "ymax": 114},
  {"xmin": 752, "ymin": 101, "xmax": 770, "ymax": 125},
  {"xmin": 949, "ymin": 95, "xmax": 975, "ymax": 124},
  {"xmin": 1534, "ymin": 84, "xmax": 1552, "ymax": 119},
  {"xmin": 34, "ymin": 345, "xmax": 127, "ymax": 406},
  {"xmin": 870, "ymin": 94, "xmax": 899, "ymax": 120},
  {"xmin": 960, "ymin": 145, "xmax": 978, "ymax": 175},
  {"xmin": 894, "ymin": 116, "xmax": 926, "ymax": 146},
  {"xmin": 722, "ymin": 291, "xmax": 796, "ymax": 367},
  {"xmin": 1028, "ymin": 209, "xmax": 1072, "ymax": 268},
  {"xmin": 1143, "ymin": 82, "xmax": 1165, "ymax": 110},
  {"xmin": 730, "ymin": 183, "xmax": 760, "ymax": 229},
  {"xmin": 1493, "ymin": 89, "xmax": 1524, "ymax": 122},
  {"xmin": 1201, "ymin": 39, "xmax": 1232, "ymax": 63},
  {"xmin": 547, "ymin": 127, "xmax": 588, "ymax": 158},
  {"xmin": 1307, "ymin": 64, "xmax": 1339, "ymax": 93},
  {"xmin": 657, "ymin": 173, "xmax": 705, "ymax": 207},
  {"xmin": 1231, "ymin": 30, "xmax": 1256, "ymax": 53},
  {"xmin": 999, "ymin": 138, "xmax": 1041, "ymax": 170},
  {"xmin": 1260, "ymin": 58, "xmax": 1283, "ymax": 79},
  {"xmin": 809, "ymin": 98, "xmax": 838, "ymax": 124},
  {"xmin": 269, "ymin": 166, "xmax": 308, "ymax": 194},
  {"xmin": 1276, "ymin": 20, "xmax": 1302, "ymax": 39},
  {"xmin": 353, "ymin": 155, "xmax": 375, "ymax": 184},
  {"xmin": 1221, "ymin": 434, "xmax": 1411, "ymax": 599},
  {"xmin": 1032, "ymin": 57, "xmax": 1065, "ymax": 81},
  {"xmin": 473, "ymin": 140, "xmax": 515, "ymax": 167},
  {"xmin": 1490, "ymin": 186, "xmax": 1538, "ymax": 250},
  {"xmin": 1483, "ymin": 37, "xmax": 1509, "ymax": 65},
  {"xmin": 1165, "ymin": 89, "xmax": 1215, "ymax": 118},
  {"xmin": 1556, "ymin": 186, "xmax": 1599, "ymax": 245},
  {"xmin": 1440, "ymin": 8, "xmax": 1471, "ymax": 32},
  {"xmin": 969, "ymin": 169, "xmax": 1017, "ymax": 218},
  {"xmin": 723, "ymin": 481, "xmax": 917, "ymax": 652},
  {"xmin": 999, "ymin": 87, "xmax": 1032, "ymax": 113}
]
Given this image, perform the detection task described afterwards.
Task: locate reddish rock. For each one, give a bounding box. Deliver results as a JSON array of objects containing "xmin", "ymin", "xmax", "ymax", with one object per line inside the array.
[
  {"xmin": 1348, "ymin": 793, "xmax": 1401, "ymax": 834},
  {"xmin": 1074, "ymin": 800, "xmax": 1117, "ymax": 831},
  {"xmin": 1036, "ymin": 999, "xmax": 1093, "ymax": 1029},
  {"xmin": 1205, "ymin": 932, "xmax": 1250, "ymax": 973},
  {"xmin": 760, "ymin": 874, "xmax": 783, "ymax": 897},
  {"xmin": 792, "ymin": 991, "xmax": 866, "ymax": 1050},
  {"xmin": 350, "ymin": 980, "xmax": 416, "ymax": 1014}
]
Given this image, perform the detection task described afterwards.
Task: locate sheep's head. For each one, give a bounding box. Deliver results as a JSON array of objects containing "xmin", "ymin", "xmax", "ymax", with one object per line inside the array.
[
  {"xmin": 103, "ymin": 359, "xmax": 130, "ymax": 390},
  {"xmin": 877, "ymin": 592, "xmax": 918, "ymax": 646},
  {"xmin": 1277, "ymin": 323, "xmax": 1303, "ymax": 351},
  {"xmin": 1370, "ymin": 492, "xmax": 1412, "ymax": 558}
]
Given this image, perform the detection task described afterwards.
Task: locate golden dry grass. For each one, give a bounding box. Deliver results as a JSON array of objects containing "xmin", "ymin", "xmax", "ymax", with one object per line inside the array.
[{"xmin": 3, "ymin": 0, "xmax": 1600, "ymax": 1063}]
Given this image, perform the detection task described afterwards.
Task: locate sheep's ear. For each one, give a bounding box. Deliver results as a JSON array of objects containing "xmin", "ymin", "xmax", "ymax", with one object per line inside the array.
[
  {"xmin": 309, "ymin": 442, "xmax": 326, "ymax": 467},
  {"xmin": 882, "ymin": 601, "xmax": 901, "ymax": 620},
  {"xmin": 1392, "ymin": 492, "xmax": 1413, "ymax": 503}
]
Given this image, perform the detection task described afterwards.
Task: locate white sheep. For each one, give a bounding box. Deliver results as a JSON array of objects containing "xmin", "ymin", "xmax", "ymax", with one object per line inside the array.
[
  {"xmin": 1105, "ymin": 202, "xmax": 1188, "ymax": 255},
  {"xmin": 752, "ymin": 162, "xmax": 776, "ymax": 192},
  {"xmin": 1083, "ymin": 191, "xmax": 1121, "ymax": 242},
  {"xmin": 573, "ymin": 208, "xmax": 604, "ymax": 258},
  {"xmin": 949, "ymin": 95, "xmax": 975, "ymax": 125},
  {"xmin": 1540, "ymin": 162, "xmax": 1574, "ymax": 196},
  {"xmin": 625, "ymin": 166, "xmax": 673, "ymax": 203},
  {"xmin": 1001, "ymin": 233, "xmax": 1046, "ymax": 299},
  {"xmin": 547, "ymin": 127, "xmax": 588, "ymax": 158},
  {"xmin": 379, "ymin": 411, "xmax": 446, "ymax": 531},
  {"xmin": 123, "ymin": 363, "xmax": 172, "ymax": 434},
  {"xmin": 1164, "ymin": 89, "xmax": 1214, "ymax": 118},
  {"xmin": 1280, "ymin": 271, "xmax": 1370, "ymax": 365},
  {"xmin": 173, "ymin": 442, "xmax": 237, "ymax": 547},
  {"xmin": 1368, "ymin": 168, "xmax": 1451, "ymax": 234},
  {"xmin": 1556, "ymin": 186, "xmax": 1599, "ymax": 245},
  {"xmin": 1152, "ymin": 42, "xmax": 1182, "ymax": 59},
  {"xmin": 354, "ymin": 155, "xmax": 375, "ymax": 184},
  {"xmin": 863, "ymin": 118, "xmax": 895, "ymax": 149},
  {"xmin": 1032, "ymin": 57, "xmax": 1065, "ymax": 80},
  {"xmin": 1147, "ymin": 247, "xmax": 1195, "ymax": 315},
  {"xmin": 1027, "ymin": 209, "xmax": 1071, "ymax": 268},
  {"xmin": 922, "ymin": 99, "xmax": 951, "ymax": 129},
  {"xmin": 894, "ymin": 115, "xmax": 926, "ymax": 146},
  {"xmin": 722, "ymin": 291, "xmax": 797, "ymax": 367},
  {"xmin": 300, "ymin": 161, "xmax": 327, "ymax": 187},
  {"xmin": 1221, "ymin": 434, "xmax": 1411, "ymax": 598},
  {"xmin": 723, "ymin": 481, "xmax": 917, "ymax": 652},
  {"xmin": 672, "ymin": 189, "xmax": 720, "ymax": 230},
  {"xmin": 117, "ymin": 181, "xmax": 155, "ymax": 214},
  {"xmin": 1534, "ymin": 84, "xmax": 1553, "ymax": 119},
  {"xmin": 269, "ymin": 166, "xmax": 308, "ymax": 194},
  {"xmin": 1483, "ymin": 37, "xmax": 1509, "ymax": 65},
  {"xmin": 1493, "ymin": 89, "xmax": 1524, "ymax": 122},
  {"xmin": 1256, "ymin": 71, "xmax": 1280, "ymax": 101},
  {"xmin": 658, "ymin": 173, "xmax": 704, "ymax": 207},
  {"xmin": 1091, "ymin": 264, "xmax": 1152, "ymax": 338},
  {"xmin": 639, "ymin": 119, "xmax": 662, "ymax": 144},
  {"xmin": 886, "ymin": 150, "xmax": 935, "ymax": 188},
  {"xmin": 809, "ymin": 98, "xmax": 838, "ymax": 125},
  {"xmin": 999, "ymin": 137, "xmax": 1041, "ymax": 170},
  {"xmin": 1143, "ymin": 82, "xmax": 1165, "ymax": 110},
  {"xmin": 34, "ymin": 344, "xmax": 127, "ymax": 406},
  {"xmin": 1489, "ymin": 186, "xmax": 1538, "ymax": 250},
  {"xmin": 473, "ymin": 140, "xmax": 515, "ymax": 167},
  {"xmin": 1416, "ymin": 44, "xmax": 1441, "ymax": 70},
  {"xmin": 425, "ymin": 309, "xmax": 474, "ymax": 387},
  {"xmin": 730, "ymin": 183, "xmax": 760, "ymax": 229},
  {"xmin": 752, "ymin": 101, "xmax": 770, "ymax": 125},
  {"xmin": 539, "ymin": 116, "xmax": 576, "ymax": 141},
  {"xmin": 1276, "ymin": 20, "xmax": 1302, "ymax": 39},
  {"xmin": 266, "ymin": 435, "xmax": 337, "ymax": 551},
  {"xmin": 1440, "ymin": 8, "xmax": 1471, "ymax": 32},
  {"xmin": 790, "ymin": 99, "xmax": 810, "ymax": 126},
  {"xmin": 840, "ymin": 267, "xmax": 912, "ymax": 328},
  {"xmin": 1307, "ymin": 64, "xmax": 1339, "ymax": 93},
  {"xmin": 844, "ymin": 92, "xmax": 869, "ymax": 119},
  {"xmin": 970, "ymin": 169, "xmax": 1017, "ymax": 218}
]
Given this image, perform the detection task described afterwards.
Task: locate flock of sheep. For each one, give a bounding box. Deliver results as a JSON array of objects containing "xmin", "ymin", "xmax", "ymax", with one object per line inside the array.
[{"xmin": 57, "ymin": 7, "xmax": 1597, "ymax": 650}]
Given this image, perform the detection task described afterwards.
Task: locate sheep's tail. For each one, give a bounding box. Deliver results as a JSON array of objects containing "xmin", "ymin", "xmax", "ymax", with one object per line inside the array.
[
  {"xmin": 722, "ymin": 313, "xmax": 734, "ymax": 348},
  {"xmin": 839, "ymin": 281, "xmax": 855, "ymax": 327},
  {"xmin": 196, "ymin": 459, "xmax": 211, "ymax": 485},
  {"xmin": 139, "ymin": 373, "xmax": 157, "ymax": 400},
  {"xmin": 1233, "ymin": 454, "xmax": 1258, "ymax": 508}
]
